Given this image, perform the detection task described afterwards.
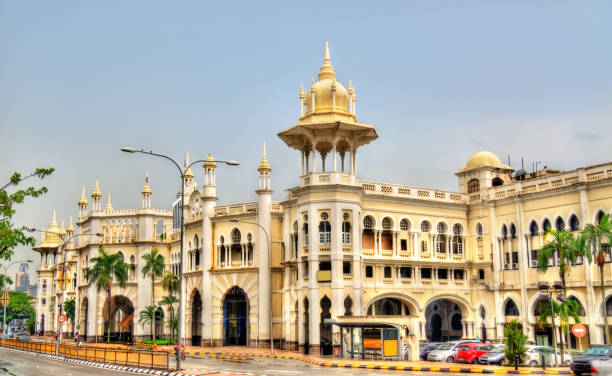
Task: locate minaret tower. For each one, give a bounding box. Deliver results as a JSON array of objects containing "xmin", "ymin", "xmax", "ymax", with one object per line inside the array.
[
  {"xmin": 256, "ymin": 142, "xmax": 273, "ymax": 346},
  {"xmin": 78, "ymin": 187, "xmax": 88, "ymax": 217},
  {"xmin": 201, "ymin": 153, "xmax": 218, "ymax": 345},
  {"xmin": 91, "ymin": 178, "xmax": 102, "ymax": 212},
  {"xmin": 184, "ymin": 152, "xmax": 195, "ymax": 194},
  {"xmin": 141, "ymin": 172, "xmax": 152, "ymax": 209},
  {"xmin": 104, "ymin": 193, "xmax": 113, "ymax": 212}
]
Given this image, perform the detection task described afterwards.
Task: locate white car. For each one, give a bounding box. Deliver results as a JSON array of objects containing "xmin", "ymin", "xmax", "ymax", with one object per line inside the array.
[
  {"xmin": 525, "ymin": 345, "xmax": 573, "ymax": 367},
  {"xmin": 592, "ymin": 358, "xmax": 612, "ymax": 376},
  {"xmin": 427, "ymin": 340, "xmax": 475, "ymax": 363}
]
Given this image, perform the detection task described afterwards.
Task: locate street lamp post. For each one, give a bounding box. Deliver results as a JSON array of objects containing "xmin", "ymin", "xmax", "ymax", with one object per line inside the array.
[
  {"xmin": 121, "ymin": 147, "xmax": 238, "ymax": 371},
  {"xmin": 28, "ymin": 228, "xmax": 102, "ymax": 354},
  {"xmin": 229, "ymin": 219, "xmax": 273, "ymax": 354},
  {"xmin": 1, "ymin": 260, "xmax": 33, "ymax": 336}
]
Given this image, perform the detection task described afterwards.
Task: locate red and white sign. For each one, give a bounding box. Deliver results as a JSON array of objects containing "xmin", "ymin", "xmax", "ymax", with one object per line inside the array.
[
  {"xmin": 57, "ymin": 314, "xmax": 67, "ymax": 324},
  {"xmin": 572, "ymin": 324, "xmax": 587, "ymax": 338}
]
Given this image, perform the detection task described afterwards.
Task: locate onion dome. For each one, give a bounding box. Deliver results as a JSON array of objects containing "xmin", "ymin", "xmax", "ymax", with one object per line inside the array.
[
  {"xmin": 104, "ymin": 193, "xmax": 113, "ymax": 211},
  {"xmin": 78, "ymin": 187, "xmax": 88, "ymax": 205},
  {"xmin": 141, "ymin": 172, "xmax": 152, "ymax": 194},
  {"xmin": 203, "ymin": 153, "xmax": 217, "ymax": 168},
  {"xmin": 258, "ymin": 142, "xmax": 271, "ymax": 172},
  {"xmin": 67, "ymin": 216, "xmax": 75, "ymax": 233},
  {"xmin": 91, "ymin": 177, "xmax": 102, "ymax": 198}
]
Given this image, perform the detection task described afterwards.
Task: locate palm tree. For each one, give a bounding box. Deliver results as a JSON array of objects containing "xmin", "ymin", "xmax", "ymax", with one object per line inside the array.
[
  {"xmin": 86, "ymin": 247, "xmax": 129, "ymax": 343},
  {"xmin": 537, "ymin": 229, "xmax": 583, "ymax": 294},
  {"xmin": 138, "ymin": 305, "xmax": 156, "ymax": 341},
  {"xmin": 583, "ymin": 213, "xmax": 612, "ymax": 344},
  {"xmin": 159, "ymin": 295, "xmax": 179, "ymax": 340},
  {"xmin": 536, "ymin": 298, "xmax": 581, "ymax": 364},
  {"xmin": 161, "ymin": 271, "xmax": 179, "ymax": 298},
  {"xmin": 141, "ymin": 248, "xmax": 165, "ymax": 340},
  {"xmin": 504, "ymin": 320, "xmax": 527, "ymax": 370}
]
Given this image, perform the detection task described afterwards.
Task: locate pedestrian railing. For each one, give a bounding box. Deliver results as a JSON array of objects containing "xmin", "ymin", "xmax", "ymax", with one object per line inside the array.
[{"xmin": 0, "ymin": 339, "xmax": 169, "ymax": 370}]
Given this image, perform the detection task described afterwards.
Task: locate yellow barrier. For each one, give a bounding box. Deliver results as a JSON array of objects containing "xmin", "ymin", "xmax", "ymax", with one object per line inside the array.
[{"xmin": 0, "ymin": 339, "xmax": 169, "ymax": 370}]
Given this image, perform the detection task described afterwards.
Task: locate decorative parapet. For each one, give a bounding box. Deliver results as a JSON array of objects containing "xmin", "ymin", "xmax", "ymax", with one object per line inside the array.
[
  {"xmin": 213, "ymin": 202, "xmax": 263, "ymax": 217},
  {"xmin": 360, "ymin": 180, "xmax": 468, "ymax": 204}
]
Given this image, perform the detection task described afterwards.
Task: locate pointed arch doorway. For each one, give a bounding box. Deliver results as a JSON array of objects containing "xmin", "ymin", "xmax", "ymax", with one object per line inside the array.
[{"xmin": 223, "ymin": 286, "xmax": 248, "ymax": 346}]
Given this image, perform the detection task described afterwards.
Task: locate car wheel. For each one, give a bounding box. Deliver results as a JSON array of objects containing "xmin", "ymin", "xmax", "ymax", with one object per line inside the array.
[
  {"xmin": 472, "ymin": 358, "xmax": 479, "ymax": 364},
  {"xmin": 446, "ymin": 356, "xmax": 455, "ymax": 363},
  {"xmin": 529, "ymin": 360, "xmax": 537, "ymax": 367}
]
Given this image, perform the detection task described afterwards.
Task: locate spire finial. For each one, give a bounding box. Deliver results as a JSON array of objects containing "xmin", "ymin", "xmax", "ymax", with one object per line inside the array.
[
  {"xmin": 92, "ymin": 177, "xmax": 102, "ymax": 197},
  {"xmin": 53, "ymin": 209, "xmax": 56, "ymax": 222},
  {"xmin": 185, "ymin": 152, "xmax": 190, "ymax": 168},
  {"xmin": 263, "ymin": 141, "xmax": 267, "ymax": 157},
  {"xmin": 318, "ymin": 41, "xmax": 336, "ymax": 80},
  {"xmin": 145, "ymin": 171, "xmax": 149, "ymax": 183},
  {"xmin": 258, "ymin": 141, "xmax": 271, "ymax": 172},
  {"xmin": 104, "ymin": 193, "xmax": 113, "ymax": 211},
  {"xmin": 142, "ymin": 172, "xmax": 152, "ymax": 194}
]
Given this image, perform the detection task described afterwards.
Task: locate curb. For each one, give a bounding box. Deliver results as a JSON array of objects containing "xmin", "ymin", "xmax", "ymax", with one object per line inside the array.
[{"xmin": 184, "ymin": 350, "xmax": 573, "ymax": 374}]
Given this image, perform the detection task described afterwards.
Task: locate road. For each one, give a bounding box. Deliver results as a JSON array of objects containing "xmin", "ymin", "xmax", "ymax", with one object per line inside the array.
[{"xmin": 0, "ymin": 347, "xmax": 463, "ymax": 376}]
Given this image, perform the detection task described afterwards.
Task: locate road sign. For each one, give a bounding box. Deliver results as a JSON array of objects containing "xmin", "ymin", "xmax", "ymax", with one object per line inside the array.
[
  {"xmin": 58, "ymin": 314, "xmax": 67, "ymax": 324},
  {"xmin": 572, "ymin": 324, "xmax": 587, "ymax": 338},
  {"xmin": 0, "ymin": 292, "xmax": 9, "ymax": 307}
]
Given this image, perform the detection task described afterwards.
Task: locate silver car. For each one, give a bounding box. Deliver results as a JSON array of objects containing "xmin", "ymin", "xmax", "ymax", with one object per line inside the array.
[
  {"xmin": 427, "ymin": 340, "xmax": 474, "ymax": 363},
  {"xmin": 525, "ymin": 345, "xmax": 573, "ymax": 367},
  {"xmin": 592, "ymin": 358, "xmax": 612, "ymax": 376}
]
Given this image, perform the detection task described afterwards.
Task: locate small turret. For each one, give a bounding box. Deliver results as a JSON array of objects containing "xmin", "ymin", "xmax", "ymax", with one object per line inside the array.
[
  {"xmin": 142, "ymin": 172, "xmax": 152, "ymax": 208},
  {"xmin": 67, "ymin": 216, "xmax": 74, "ymax": 234},
  {"xmin": 104, "ymin": 193, "xmax": 113, "ymax": 212},
  {"xmin": 78, "ymin": 186, "xmax": 88, "ymax": 217},
  {"xmin": 203, "ymin": 153, "xmax": 217, "ymax": 197},
  {"xmin": 91, "ymin": 178, "xmax": 102, "ymax": 211},
  {"xmin": 257, "ymin": 142, "xmax": 272, "ymax": 190}
]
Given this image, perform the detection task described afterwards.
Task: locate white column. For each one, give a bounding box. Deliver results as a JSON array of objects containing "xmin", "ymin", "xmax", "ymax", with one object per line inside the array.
[
  {"xmin": 352, "ymin": 208, "xmax": 362, "ymax": 315},
  {"xmin": 257, "ymin": 184, "xmax": 273, "ymax": 344},
  {"xmin": 307, "ymin": 207, "xmax": 320, "ymax": 349}
]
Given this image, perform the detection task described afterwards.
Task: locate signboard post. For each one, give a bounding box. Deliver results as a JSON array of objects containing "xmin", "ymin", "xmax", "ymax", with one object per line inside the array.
[
  {"xmin": 572, "ymin": 324, "xmax": 587, "ymax": 352},
  {"xmin": 56, "ymin": 314, "xmax": 67, "ymax": 355},
  {"xmin": 1, "ymin": 288, "xmax": 9, "ymax": 338}
]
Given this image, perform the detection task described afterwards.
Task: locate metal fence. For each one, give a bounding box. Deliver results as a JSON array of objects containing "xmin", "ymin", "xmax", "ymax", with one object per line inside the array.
[{"xmin": 0, "ymin": 339, "xmax": 169, "ymax": 370}]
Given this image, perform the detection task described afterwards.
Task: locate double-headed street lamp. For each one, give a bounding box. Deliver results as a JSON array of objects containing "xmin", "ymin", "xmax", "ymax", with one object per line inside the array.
[
  {"xmin": 229, "ymin": 219, "xmax": 273, "ymax": 354},
  {"xmin": 28, "ymin": 228, "xmax": 102, "ymax": 353},
  {"xmin": 1, "ymin": 259, "xmax": 33, "ymax": 335},
  {"xmin": 121, "ymin": 147, "xmax": 238, "ymax": 370}
]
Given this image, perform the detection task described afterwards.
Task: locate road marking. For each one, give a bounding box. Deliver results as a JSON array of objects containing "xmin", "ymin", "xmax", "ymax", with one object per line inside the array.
[{"xmin": 264, "ymin": 370, "xmax": 296, "ymax": 373}]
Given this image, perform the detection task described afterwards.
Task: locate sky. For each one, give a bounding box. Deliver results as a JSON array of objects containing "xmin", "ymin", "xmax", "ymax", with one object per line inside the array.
[{"xmin": 1, "ymin": 1, "xmax": 611, "ymax": 281}]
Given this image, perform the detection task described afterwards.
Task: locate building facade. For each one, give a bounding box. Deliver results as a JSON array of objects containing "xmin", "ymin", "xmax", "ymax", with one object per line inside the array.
[{"xmin": 34, "ymin": 43, "xmax": 612, "ymax": 355}]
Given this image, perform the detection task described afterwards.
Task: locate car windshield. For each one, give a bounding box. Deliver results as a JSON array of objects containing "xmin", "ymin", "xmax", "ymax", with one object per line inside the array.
[
  {"xmin": 584, "ymin": 347, "xmax": 610, "ymax": 356},
  {"xmin": 428, "ymin": 344, "xmax": 439, "ymax": 350},
  {"xmin": 437, "ymin": 344, "xmax": 453, "ymax": 350},
  {"xmin": 490, "ymin": 347, "xmax": 505, "ymax": 353},
  {"xmin": 458, "ymin": 345, "xmax": 471, "ymax": 350}
]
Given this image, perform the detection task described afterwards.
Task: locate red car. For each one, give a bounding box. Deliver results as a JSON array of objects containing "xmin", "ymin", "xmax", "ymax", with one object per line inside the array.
[{"xmin": 456, "ymin": 343, "xmax": 493, "ymax": 364}]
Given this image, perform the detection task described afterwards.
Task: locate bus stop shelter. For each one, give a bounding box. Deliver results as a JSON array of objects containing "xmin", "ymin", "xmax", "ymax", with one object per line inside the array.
[{"xmin": 326, "ymin": 319, "xmax": 403, "ymax": 360}]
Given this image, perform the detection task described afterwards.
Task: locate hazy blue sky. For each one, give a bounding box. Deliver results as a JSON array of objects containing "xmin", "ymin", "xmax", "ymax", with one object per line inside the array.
[{"xmin": 2, "ymin": 1, "xmax": 611, "ymax": 280}]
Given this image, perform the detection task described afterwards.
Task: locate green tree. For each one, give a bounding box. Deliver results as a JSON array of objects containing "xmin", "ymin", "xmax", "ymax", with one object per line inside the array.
[
  {"xmin": 86, "ymin": 247, "xmax": 129, "ymax": 343},
  {"xmin": 63, "ymin": 297, "xmax": 76, "ymax": 328},
  {"xmin": 159, "ymin": 295, "xmax": 178, "ymax": 340},
  {"xmin": 0, "ymin": 168, "xmax": 54, "ymax": 260},
  {"xmin": 537, "ymin": 229, "xmax": 584, "ymax": 294},
  {"xmin": 583, "ymin": 213, "xmax": 612, "ymax": 344},
  {"xmin": 161, "ymin": 271, "xmax": 179, "ymax": 298},
  {"xmin": 4, "ymin": 291, "xmax": 35, "ymax": 331},
  {"xmin": 138, "ymin": 305, "xmax": 156, "ymax": 341},
  {"xmin": 504, "ymin": 320, "xmax": 527, "ymax": 369},
  {"xmin": 141, "ymin": 248, "xmax": 165, "ymax": 341},
  {"xmin": 0, "ymin": 274, "xmax": 13, "ymax": 290}
]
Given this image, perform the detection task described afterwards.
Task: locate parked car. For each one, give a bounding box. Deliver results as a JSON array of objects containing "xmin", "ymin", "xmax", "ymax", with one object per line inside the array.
[
  {"xmin": 571, "ymin": 345, "xmax": 612, "ymax": 376},
  {"xmin": 0, "ymin": 334, "xmax": 11, "ymax": 339},
  {"xmin": 525, "ymin": 345, "xmax": 572, "ymax": 367},
  {"xmin": 16, "ymin": 335, "xmax": 30, "ymax": 341},
  {"xmin": 420, "ymin": 342, "xmax": 442, "ymax": 361},
  {"xmin": 427, "ymin": 340, "xmax": 475, "ymax": 363},
  {"xmin": 592, "ymin": 358, "xmax": 612, "ymax": 376},
  {"xmin": 479, "ymin": 345, "xmax": 506, "ymax": 365},
  {"xmin": 457, "ymin": 343, "xmax": 494, "ymax": 364}
]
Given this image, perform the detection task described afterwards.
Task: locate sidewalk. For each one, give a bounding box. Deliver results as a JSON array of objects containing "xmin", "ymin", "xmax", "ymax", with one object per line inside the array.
[{"xmin": 157, "ymin": 344, "xmax": 574, "ymax": 374}]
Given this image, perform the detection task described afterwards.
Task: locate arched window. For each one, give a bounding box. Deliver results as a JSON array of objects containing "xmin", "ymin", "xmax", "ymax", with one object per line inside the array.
[
  {"xmin": 365, "ymin": 265, "xmax": 373, "ymax": 278},
  {"xmin": 436, "ymin": 223, "xmax": 447, "ymax": 253},
  {"xmin": 195, "ymin": 249, "xmax": 200, "ymax": 267},
  {"xmin": 303, "ymin": 222, "xmax": 309, "ymax": 246},
  {"xmin": 383, "ymin": 266, "xmax": 392, "ymax": 279},
  {"xmin": 492, "ymin": 177, "xmax": 504, "ymax": 187},
  {"xmin": 504, "ymin": 299, "xmax": 519, "ymax": 316},
  {"xmin": 421, "ymin": 221, "xmax": 430, "ymax": 233},
  {"xmin": 362, "ymin": 216, "xmax": 374, "ymax": 249},
  {"xmin": 342, "ymin": 221, "xmax": 351, "ymax": 244},
  {"xmin": 467, "ymin": 178, "xmax": 480, "ymax": 193},
  {"xmin": 155, "ymin": 220, "xmax": 165, "ymax": 238},
  {"xmin": 542, "ymin": 219, "xmax": 551, "ymax": 232},
  {"xmin": 400, "ymin": 219, "xmax": 410, "ymax": 231},
  {"xmin": 219, "ymin": 236, "xmax": 226, "ymax": 265},
  {"xmin": 381, "ymin": 217, "xmax": 393, "ymax": 251},
  {"xmin": 597, "ymin": 210, "xmax": 606, "ymax": 224},
  {"xmin": 452, "ymin": 224, "xmax": 463, "ymax": 254},
  {"xmin": 319, "ymin": 220, "xmax": 331, "ymax": 244},
  {"xmin": 476, "ymin": 223, "xmax": 483, "ymax": 236},
  {"xmin": 555, "ymin": 217, "xmax": 565, "ymax": 231},
  {"xmin": 567, "ymin": 296, "xmax": 586, "ymax": 316},
  {"xmin": 529, "ymin": 221, "xmax": 539, "ymax": 236},
  {"xmin": 231, "ymin": 229, "xmax": 241, "ymax": 244},
  {"xmin": 510, "ymin": 223, "xmax": 516, "ymax": 239},
  {"xmin": 569, "ymin": 215, "xmax": 580, "ymax": 231},
  {"xmin": 501, "ymin": 225, "xmax": 508, "ymax": 239},
  {"xmin": 368, "ymin": 298, "xmax": 410, "ymax": 316},
  {"xmin": 382, "ymin": 218, "xmax": 392, "ymax": 230}
]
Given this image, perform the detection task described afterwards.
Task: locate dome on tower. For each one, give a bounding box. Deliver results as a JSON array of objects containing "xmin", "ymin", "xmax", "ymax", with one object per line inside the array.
[
  {"xmin": 141, "ymin": 172, "xmax": 152, "ymax": 194},
  {"xmin": 465, "ymin": 151, "xmax": 503, "ymax": 170},
  {"xmin": 203, "ymin": 153, "xmax": 217, "ymax": 168}
]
